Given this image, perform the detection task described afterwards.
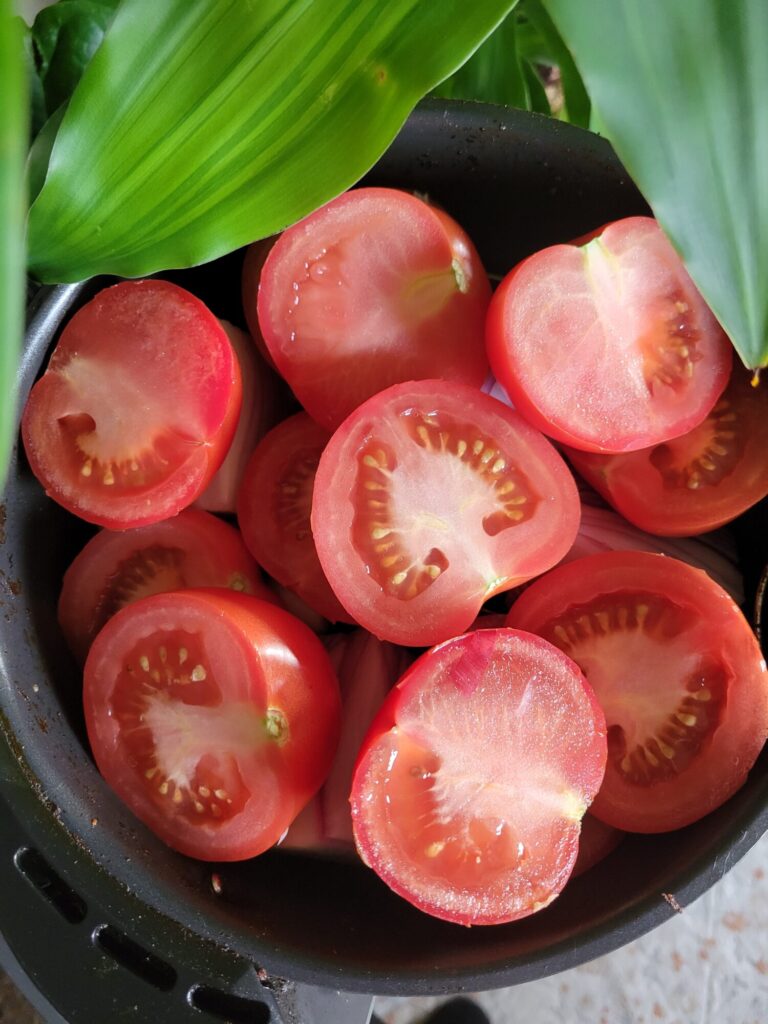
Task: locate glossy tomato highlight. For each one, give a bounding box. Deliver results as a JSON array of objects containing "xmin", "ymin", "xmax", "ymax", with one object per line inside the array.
[
  {"xmin": 507, "ymin": 551, "xmax": 768, "ymax": 833},
  {"xmin": 84, "ymin": 591, "xmax": 341, "ymax": 861},
  {"xmin": 351, "ymin": 629, "xmax": 607, "ymax": 925},
  {"xmin": 312, "ymin": 380, "xmax": 580, "ymax": 646},
  {"xmin": 564, "ymin": 369, "xmax": 768, "ymax": 535},
  {"xmin": 487, "ymin": 217, "xmax": 732, "ymax": 453},
  {"xmin": 257, "ymin": 188, "xmax": 491, "ymax": 430},
  {"xmin": 59, "ymin": 507, "xmax": 273, "ymax": 663}
]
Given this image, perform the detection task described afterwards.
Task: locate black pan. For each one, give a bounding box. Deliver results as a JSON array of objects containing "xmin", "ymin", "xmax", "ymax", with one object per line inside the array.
[{"xmin": 1, "ymin": 100, "xmax": 766, "ymax": 1024}]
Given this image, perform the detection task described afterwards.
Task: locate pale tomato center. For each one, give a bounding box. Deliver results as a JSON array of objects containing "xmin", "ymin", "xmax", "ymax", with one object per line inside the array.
[
  {"xmin": 111, "ymin": 630, "xmax": 278, "ymax": 825},
  {"xmin": 540, "ymin": 593, "xmax": 726, "ymax": 784},
  {"xmin": 351, "ymin": 407, "xmax": 539, "ymax": 600}
]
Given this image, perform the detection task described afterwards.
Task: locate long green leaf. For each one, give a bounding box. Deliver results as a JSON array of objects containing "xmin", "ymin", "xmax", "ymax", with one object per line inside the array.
[
  {"xmin": 28, "ymin": 0, "xmax": 515, "ymax": 283},
  {"xmin": 434, "ymin": 7, "xmax": 529, "ymax": 109},
  {"xmin": 33, "ymin": 0, "xmax": 119, "ymax": 118},
  {"xmin": 544, "ymin": 0, "xmax": 768, "ymax": 369},
  {"xmin": 0, "ymin": 2, "xmax": 26, "ymax": 487}
]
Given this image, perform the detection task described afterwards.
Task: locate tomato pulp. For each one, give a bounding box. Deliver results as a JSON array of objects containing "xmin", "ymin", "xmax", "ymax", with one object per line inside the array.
[
  {"xmin": 84, "ymin": 591, "xmax": 341, "ymax": 861},
  {"xmin": 237, "ymin": 412, "xmax": 353, "ymax": 623},
  {"xmin": 257, "ymin": 187, "xmax": 491, "ymax": 430},
  {"xmin": 59, "ymin": 507, "xmax": 272, "ymax": 663},
  {"xmin": 22, "ymin": 280, "xmax": 242, "ymax": 528},
  {"xmin": 312, "ymin": 380, "xmax": 580, "ymax": 646},
  {"xmin": 486, "ymin": 217, "xmax": 732, "ymax": 453},
  {"xmin": 351, "ymin": 629, "xmax": 607, "ymax": 925},
  {"xmin": 507, "ymin": 551, "xmax": 768, "ymax": 832},
  {"xmin": 565, "ymin": 369, "xmax": 768, "ymax": 535}
]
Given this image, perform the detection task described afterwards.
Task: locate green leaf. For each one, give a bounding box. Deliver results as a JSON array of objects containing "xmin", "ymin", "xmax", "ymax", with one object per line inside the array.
[
  {"xmin": 32, "ymin": 0, "xmax": 119, "ymax": 118},
  {"xmin": 28, "ymin": 0, "xmax": 515, "ymax": 284},
  {"xmin": 19, "ymin": 16, "xmax": 46, "ymax": 138},
  {"xmin": 0, "ymin": 2, "xmax": 27, "ymax": 487},
  {"xmin": 27, "ymin": 104, "xmax": 67, "ymax": 205},
  {"xmin": 544, "ymin": 0, "xmax": 768, "ymax": 369},
  {"xmin": 433, "ymin": 7, "xmax": 529, "ymax": 109},
  {"xmin": 522, "ymin": 0, "xmax": 589, "ymax": 128}
]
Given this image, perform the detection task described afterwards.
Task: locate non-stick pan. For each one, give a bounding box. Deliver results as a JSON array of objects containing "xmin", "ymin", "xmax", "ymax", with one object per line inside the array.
[{"xmin": 1, "ymin": 100, "xmax": 766, "ymax": 1024}]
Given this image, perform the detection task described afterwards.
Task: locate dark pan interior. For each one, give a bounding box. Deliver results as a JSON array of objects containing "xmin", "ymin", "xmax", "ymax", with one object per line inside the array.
[{"xmin": 1, "ymin": 101, "xmax": 766, "ymax": 997}]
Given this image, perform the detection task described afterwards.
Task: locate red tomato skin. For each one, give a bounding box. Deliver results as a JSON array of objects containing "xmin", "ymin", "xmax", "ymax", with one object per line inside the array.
[
  {"xmin": 564, "ymin": 369, "xmax": 768, "ymax": 536},
  {"xmin": 311, "ymin": 379, "xmax": 581, "ymax": 647},
  {"xmin": 257, "ymin": 187, "xmax": 491, "ymax": 430},
  {"xmin": 58, "ymin": 507, "xmax": 274, "ymax": 663},
  {"xmin": 571, "ymin": 814, "xmax": 623, "ymax": 878},
  {"xmin": 84, "ymin": 590, "xmax": 341, "ymax": 861},
  {"xmin": 507, "ymin": 552, "xmax": 768, "ymax": 833},
  {"xmin": 237, "ymin": 413, "xmax": 354, "ymax": 624},
  {"xmin": 22, "ymin": 280, "xmax": 242, "ymax": 529},
  {"xmin": 486, "ymin": 218, "xmax": 732, "ymax": 454},
  {"xmin": 350, "ymin": 628, "xmax": 607, "ymax": 925},
  {"xmin": 241, "ymin": 236, "xmax": 280, "ymax": 370}
]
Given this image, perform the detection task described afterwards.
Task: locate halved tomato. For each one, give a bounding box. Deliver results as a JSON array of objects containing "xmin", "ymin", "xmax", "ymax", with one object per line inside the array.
[
  {"xmin": 237, "ymin": 413, "xmax": 353, "ymax": 623},
  {"xmin": 564, "ymin": 368, "xmax": 768, "ymax": 535},
  {"xmin": 351, "ymin": 628, "xmax": 607, "ymax": 925},
  {"xmin": 486, "ymin": 217, "xmax": 733, "ymax": 453},
  {"xmin": 507, "ymin": 551, "xmax": 768, "ymax": 832},
  {"xmin": 257, "ymin": 187, "xmax": 491, "ymax": 430},
  {"xmin": 22, "ymin": 280, "xmax": 241, "ymax": 529},
  {"xmin": 311, "ymin": 380, "xmax": 580, "ymax": 646},
  {"xmin": 84, "ymin": 590, "xmax": 341, "ymax": 861},
  {"xmin": 59, "ymin": 507, "xmax": 273, "ymax": 663}
]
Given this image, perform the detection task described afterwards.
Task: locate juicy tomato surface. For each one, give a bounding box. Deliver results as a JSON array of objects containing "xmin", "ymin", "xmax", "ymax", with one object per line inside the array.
[
  {"xmin": 507, "ymin": 551, "xmax": 768, "ymax": 832},
  {"xmin": 565, "ymin": 369, "xmax": 768, "ymax": 535},
  {"xmin": 311, "ymin": 380, "xmax": 580, "ymax": 646},
  {"xmin": 197, "ymin": 319, "xmax": 283, "ymax": 513},
  {"xmin": 59, "ymin": 507, "xmax": 273, "ymax": 663},
  {"xmin": 351, "ymin": 628, "xmax": 607, "ymax": 925},
  {"xmin": 237, "ymin": 413, "xmax": 353, "ymax": 623},
  {"xmin": 486, "ymin": 217, "xmax": 732, "ymax": 453},
  {"xmin": 22, "ymin": 280, "xmax": 242, "ymax": 529},
  {"xmin": 84, "ymin": 590, "xmax": 341, "ymax": 861},
  {"xmin": 257, "ymin": 187, "xmax": 491, "ymax": 430}
]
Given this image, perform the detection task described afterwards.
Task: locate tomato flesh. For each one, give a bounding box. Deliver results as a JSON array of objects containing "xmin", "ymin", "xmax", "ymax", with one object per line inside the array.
[
  {"xmin": 507, "ymin": 551, "xmax": 768, "ymax": 832},
  {"xmin": 351, "ymin": 629, "xmax": 607, "ymax": 925},
  {"xmin": 565, "ymin": 369, "xmax": 768, "ymax": 535},
  {"xmin": 237, "ymin": 413, "xmax": 353, "ymax": 623},
  {"xmin": 58, "ymin": 507, "xmax": 273, "ymax": 663},
  {"xmin": 486, "ymin": 217, "xmax": 732, "ymax": 453},
  {"xmin": 84, "ymin": 591, "xmax": 341, "ymax": 861},
  {"xmin": 22, "ymin": 280, "xmax": 241, "ymax": 528},
  {"xmin": 257, "ymin": 187, "xmax": 491, "ymax": 430},
  {"xmin": 312, "ymin": 380, "xmax": 580, "ymax": 646}
]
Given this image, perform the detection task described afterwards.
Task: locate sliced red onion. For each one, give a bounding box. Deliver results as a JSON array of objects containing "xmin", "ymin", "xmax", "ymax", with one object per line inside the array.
[
  {"xmin": 196, "ymin": 320, "xmax": 283, "ymax": 513},
  {"xmin": 566, "ymin": 504, "xmax": 744, "ymax": 604}
]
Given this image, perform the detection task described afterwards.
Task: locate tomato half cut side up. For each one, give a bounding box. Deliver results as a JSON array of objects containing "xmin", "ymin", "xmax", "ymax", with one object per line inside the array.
[
  {"xmin": 59, "ymin": 507, "xmax": 274, "ymax": 663},
  {"xmin": 257, "ymin": 187, "xmax": 491, "ymax": 430},
  {"xmin": 311, "ymin": 380, "xmax": 580, "ymax": 646},
  {"xmin": 22, "ymin": 280, "xmax": 242, "ymax": 529},
  {"xmin": 351, "ymin": 629, "xmax": 607, "ymax": 925},
  {"xmin": 237, "ymin": 413, "xmax": 353, "ymax": 623},
  {"xmin": 507, "ymin": 551, "xmax": 768, "ymax": 833},
  {"xmin": 564, "ymin": 369, "xmax": 768, "ymax": 535},
  {"xmin": 486, "ymin": 217, "xmax": 733, "ymax": 453},
  {"xmin": 84, "ymin": 591, "xmax": 341, "ymax": 861}
]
